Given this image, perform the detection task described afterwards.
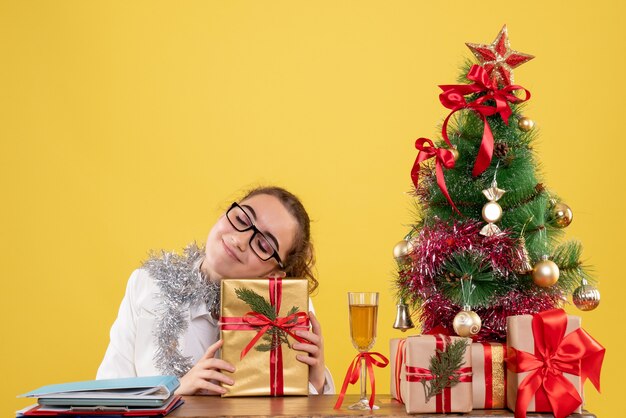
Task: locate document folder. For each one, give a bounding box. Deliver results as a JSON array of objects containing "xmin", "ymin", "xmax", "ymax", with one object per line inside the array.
[{"xmin": 19, "ymin": 376, "xmax": 179, "ymax": 408}]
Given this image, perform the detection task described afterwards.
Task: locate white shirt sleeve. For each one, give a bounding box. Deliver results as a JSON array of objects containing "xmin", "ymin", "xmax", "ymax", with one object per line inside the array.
[
  {"xmin": 96, "ymin": 270, "xmax": 142, "ymax": 379},
  {"xmin": 307, "ymin": 298, "xmax": 336, "ymax": 395}
]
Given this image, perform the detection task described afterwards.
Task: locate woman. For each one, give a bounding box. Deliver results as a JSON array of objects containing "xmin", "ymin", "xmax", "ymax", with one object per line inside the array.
[{"xmin": 96, "ymin": 186, "xmax": 334, "ymax": 395}]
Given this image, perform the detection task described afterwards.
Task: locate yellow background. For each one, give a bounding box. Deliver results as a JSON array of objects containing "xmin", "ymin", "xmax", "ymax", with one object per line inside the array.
[{"xmin": 1, "ymin": 1, "xmax": 624, "ymax": 416}]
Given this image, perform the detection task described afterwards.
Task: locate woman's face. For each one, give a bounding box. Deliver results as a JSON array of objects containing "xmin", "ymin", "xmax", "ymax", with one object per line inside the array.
[{"xmin": 202, "ymin": 193, "xmax": 298, "ymax": 280}]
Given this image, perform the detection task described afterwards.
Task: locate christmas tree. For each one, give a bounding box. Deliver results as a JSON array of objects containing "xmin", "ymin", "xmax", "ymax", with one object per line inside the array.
[{"xmin": 394, "ymin": 26, "xmax": 601, "ymax": 342}]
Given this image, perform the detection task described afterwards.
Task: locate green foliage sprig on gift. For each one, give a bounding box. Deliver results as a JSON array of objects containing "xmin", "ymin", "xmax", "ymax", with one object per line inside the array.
[
  {"xmin": 422, "ymin": 339, "xmax": 469, "ymax": 403},
  {"xmin": 235, "ymin": 288, "xmax": 300, "ymax": 351}
]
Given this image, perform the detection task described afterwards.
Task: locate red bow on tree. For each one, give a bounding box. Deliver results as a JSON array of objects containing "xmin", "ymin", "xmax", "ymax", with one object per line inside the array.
[
  {"xmin": 410, "ymin": 137, "xmax": 459, "ymax": 214},
  {"xmin": 507, "ymin": 309, "xmax": 605, "ymax": 418},
  {"xmin": 439, "ymin": 64, "xmax": 531, "ymax": 177}
]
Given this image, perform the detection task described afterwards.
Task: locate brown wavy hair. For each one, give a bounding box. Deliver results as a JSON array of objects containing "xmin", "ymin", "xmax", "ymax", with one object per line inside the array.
[{"xmin": 242, "ymin": 186, "xmax": 318, "ymax": 294}]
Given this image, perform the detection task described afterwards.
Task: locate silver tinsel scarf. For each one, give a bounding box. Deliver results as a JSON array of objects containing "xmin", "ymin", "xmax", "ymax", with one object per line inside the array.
[{"xmin": 142, "ymin": 242, "xmax": 221, "ymax": 377}]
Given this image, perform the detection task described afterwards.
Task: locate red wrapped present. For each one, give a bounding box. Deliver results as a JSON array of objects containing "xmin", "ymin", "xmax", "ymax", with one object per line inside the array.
[
  {"xmin": 403, "ymin": 334, "xmax": 473, "ymax": 413},
  {"xmin": 471, "ymin": 341, "xmax": 507, "ymax": 409},
  {"xmin": 506, "ymin": 309, "xmax": 605, "ymax": 418}
]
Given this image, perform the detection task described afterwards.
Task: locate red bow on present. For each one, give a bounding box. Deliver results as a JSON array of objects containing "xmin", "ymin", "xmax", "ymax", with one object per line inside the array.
[
  {"xmin": 507, "ymin": 309, "xmax": 605, "ymax": 418},
  {"xmin": 239, "ymin": 311, "xmax": 310, "ymax": 360},
  {"xmin": 334, "ymin": 352, "xmax": 389, "ymax": 410},
  {"xmin": 410, "ymin": 137, "xmax": 459, "ymax": 214},
  {"xmin": 439, "ymin": 64, "xmax": 531, "ymax": 177}
]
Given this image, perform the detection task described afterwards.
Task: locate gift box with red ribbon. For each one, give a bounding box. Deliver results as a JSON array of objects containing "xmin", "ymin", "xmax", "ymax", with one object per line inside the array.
[
  {"xmin": 219, "ymin": 277, "xmax": 310, "ymax": 397},
  {"xmin": 472, "ymin": 341, "xmax": 507, "ymax": 409},
  {"xmin": 402, "ymin": 334, "xmax": 473, "ymax": 414},
  {"xmin": 506, "ymin": 309, "xmax": 605, "ymax": 418}
]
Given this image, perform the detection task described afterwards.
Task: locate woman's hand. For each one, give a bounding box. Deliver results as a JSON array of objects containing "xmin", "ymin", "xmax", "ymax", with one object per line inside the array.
[
  {"xmin": 293, "ymin": 311, "xmax": 326, "ymax": 394},
  {"xmin": 175, "ymin": 339, "xmax": 236, "ymax": 396}
]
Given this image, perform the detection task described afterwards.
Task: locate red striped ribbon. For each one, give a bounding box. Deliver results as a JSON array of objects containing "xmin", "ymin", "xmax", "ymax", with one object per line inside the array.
[
  {"xmin": 393, "ymin": 339, "xmax": 407, "ymax": 403},
  {"xmin": 482, "ymin": 342, "xmax": 493, "ymax": 408}
]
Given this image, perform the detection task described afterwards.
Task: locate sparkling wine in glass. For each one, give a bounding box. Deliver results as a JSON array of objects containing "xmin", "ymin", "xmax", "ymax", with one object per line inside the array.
[{"xmin": 348, "ymin": 292, "xmax": 379, "ymax": 410}]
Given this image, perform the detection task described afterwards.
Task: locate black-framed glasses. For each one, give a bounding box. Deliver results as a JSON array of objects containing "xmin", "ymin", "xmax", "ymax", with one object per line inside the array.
[{"xmin": 225, "ymin": 202, "xmax": 284, "ymax": 268}]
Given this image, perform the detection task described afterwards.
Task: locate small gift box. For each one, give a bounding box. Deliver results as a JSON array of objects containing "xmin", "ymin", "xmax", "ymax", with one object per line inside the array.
[
  {"xmin": 506, "ymin": 309, "xmax": 605, "ymax": 418},
  {"xmin": 220, "ymin": 277, "xmax": 310, "ymax": 397},
  {"xmin": 471, "ymin": 341, "xmax": 507, "ymax": 409},
  {"xmin": 403, "ymin": 334, "xmax": 473, "ymax": 414},
  {"xmin": 390, "ymin": 338, "xmax": 407, "ymax": 403}
]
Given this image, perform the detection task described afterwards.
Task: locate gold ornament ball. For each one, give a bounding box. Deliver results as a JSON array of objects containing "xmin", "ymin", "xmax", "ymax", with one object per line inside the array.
[
  {"xmin": 551, "ymin": 202, "xmax": 573, "ymax": 228},
  {"xmin": 518, "ymin": 117, "xmax": 535, "ymax": 132},
  {"xmin": 532, "ymin": 258, "xmax": 560, "ymax": 287},
  {"xmin": 573, "ymin": 283, "xmax": 601, "ymax": 311},
  {"xmin": 482, "ymin": 201, "xmax": 503, "ymax": 223},
  {"xmin": 449, "ymin": 147, "xmax": 460, "ymax": 162},
  {"xmin": 452, "ymin": 309, "xmax": 482, "ymax": 337},
  {"xmin": 393, "ymin": 239, "xmax": 414, "ymax": 263}
]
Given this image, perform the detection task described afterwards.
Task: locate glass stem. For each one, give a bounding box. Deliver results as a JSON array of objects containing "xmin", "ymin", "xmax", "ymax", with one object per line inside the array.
[{"xmin": 360, "ymin": 356, "xmax": 367, "ymax": 402}]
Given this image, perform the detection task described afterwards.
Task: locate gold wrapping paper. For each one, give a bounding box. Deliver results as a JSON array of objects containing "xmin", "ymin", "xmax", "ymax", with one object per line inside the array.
[
  {"xmin": 389, "ymin": 338, "xmax": 406, "ymax": 402},
  {"xmin": 403, "ymin": 335, "xmax": 473, "ymax": 413},
  {"xmin": 220, "ymin": 278, "xmax": 309, "ymax": 397},
  {"xmin": 471, "ymin": 342, "xmax": 506, "ymax": 409},
  {"xmin": 506, "ymin": 314, "xmax": 582, "ymax": 414}
]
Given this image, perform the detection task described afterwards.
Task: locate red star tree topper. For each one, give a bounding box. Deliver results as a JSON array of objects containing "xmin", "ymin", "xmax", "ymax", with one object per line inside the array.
[{"xmin": 466, "ymin": 25, "xmax": 534, "ymax": 86}]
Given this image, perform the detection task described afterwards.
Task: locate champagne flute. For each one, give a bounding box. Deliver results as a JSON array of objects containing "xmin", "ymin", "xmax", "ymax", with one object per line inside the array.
[{"xmin": 347, "ymin": 292, "xmax": 379, "ymax": 410}]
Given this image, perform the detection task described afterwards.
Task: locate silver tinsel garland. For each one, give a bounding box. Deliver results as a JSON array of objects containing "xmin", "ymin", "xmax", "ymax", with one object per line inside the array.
[{"xmin": 143, "ymin": 242, "xmax": 221, "ymax": 377}]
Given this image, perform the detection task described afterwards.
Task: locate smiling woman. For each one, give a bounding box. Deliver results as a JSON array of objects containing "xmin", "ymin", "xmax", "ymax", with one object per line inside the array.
[{"xmin": 95, "ymin": 186, "xmax": 334, "ymax": 396}]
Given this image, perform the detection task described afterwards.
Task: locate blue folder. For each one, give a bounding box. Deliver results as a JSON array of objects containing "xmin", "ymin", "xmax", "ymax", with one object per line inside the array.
[{"xmin": 19, "ymin": 376, "xmax": 179, "ymax": 407}]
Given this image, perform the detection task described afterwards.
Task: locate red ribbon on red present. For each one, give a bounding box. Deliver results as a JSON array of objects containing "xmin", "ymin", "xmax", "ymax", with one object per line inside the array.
[
  {"xmin": 507, "ymin": 309, "xmax": 605, "ymax": 418},
  {"xmin": 410, "ymin": 137, "xmax": 459, "ymax": 214},
  {"xmin": 334, "ymin": 352, "xmax": 389, "ymax": 410},
  {"xmin": 404, "ymin": 335, "xmax": 472, "ymax": 413},
  {"xmin": 220, "ymin": 277, "xmax": 310, "ymax": 396},
  {"xmin": 439, "ymin": 64, "xmax": 531, "ymax": 177}
]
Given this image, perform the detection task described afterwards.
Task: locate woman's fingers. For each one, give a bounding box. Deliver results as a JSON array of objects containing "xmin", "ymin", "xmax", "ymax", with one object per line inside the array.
[
  {"xmin": 196, "ymin": 369, "xmax": 235, "ymax": 386},
  {"xmin": 296, "ymin": 330, "xmax": 319, "ymax": 345},
  {"xmin": 195, "ymin": 379, "xmax": 228, "ymax": 395},
  {"xmin": 202, "ymin": 339, "xmax": 224, "ymax": 359},
  {"xmin": 309, "ymin": 311, "xmax": 322, "ymax": 336},
  {"xmin": 199, "ymin": 358, "xmax": 236, "ymax": 373},
  {"xmin": 296, "ymin": 354, "xmax": 317, "ymax": 366},
  {"xmin": 292, "ymin": 342, "xmax": 319, "ymax": 356}
]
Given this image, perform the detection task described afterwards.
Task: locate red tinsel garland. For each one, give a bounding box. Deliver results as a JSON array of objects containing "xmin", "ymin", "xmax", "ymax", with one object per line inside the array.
[{"xmin": 398, "ymin": 220, "xmax": 564, "ymax": 341}]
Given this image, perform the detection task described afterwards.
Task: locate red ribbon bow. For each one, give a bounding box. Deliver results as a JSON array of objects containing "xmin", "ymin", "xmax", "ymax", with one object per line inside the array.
[
  {"xmin": 334, "ymin": 352, "xmax": 389, "ymax": 410},
  {"xmin": 507, "ymin": 309, "xmax": 605, "ymax": 418},
  {"xmin": 439, "ymin": 64, "xmax": 531, "ymax": 177},
  {"xmin": 411, "ymin": 137, "xmax": 459, "ymax": 214},
  {"xmin": 239, "ymin": 311, "xmax": 310, "ymax": 360}
]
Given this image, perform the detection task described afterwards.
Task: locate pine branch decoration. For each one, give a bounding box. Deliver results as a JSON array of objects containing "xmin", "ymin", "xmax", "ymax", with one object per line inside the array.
[
  {"xmin": 234, "ymin": 287, "xmax": 301, "ymax": 352},
  {"xmin": 422, "ymin": 339, "xmax": 469, "ymax": 403},
  {"xmin": 235, "ymin": 288, "xmax": 277, "ymax": 320}
]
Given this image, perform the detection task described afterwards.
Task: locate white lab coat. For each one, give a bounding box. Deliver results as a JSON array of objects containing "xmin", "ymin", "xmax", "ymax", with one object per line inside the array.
[{"xmin": 97, "ymin": 268, "xmax": 335, "ymax": 394}]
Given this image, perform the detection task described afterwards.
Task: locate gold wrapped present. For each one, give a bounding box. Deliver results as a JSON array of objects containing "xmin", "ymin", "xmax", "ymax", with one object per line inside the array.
[{"xmin": 220, "ymin": 277, "xmax": 310, "ymax": 396}]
